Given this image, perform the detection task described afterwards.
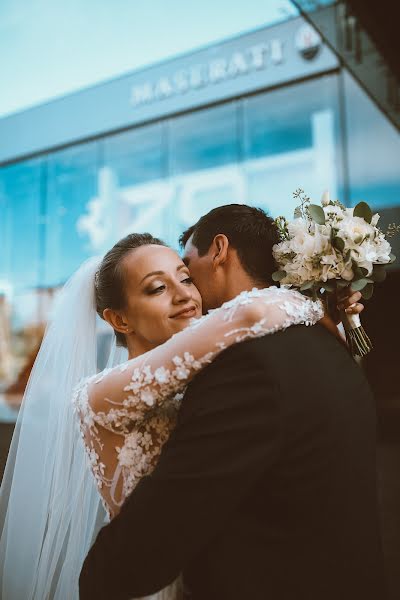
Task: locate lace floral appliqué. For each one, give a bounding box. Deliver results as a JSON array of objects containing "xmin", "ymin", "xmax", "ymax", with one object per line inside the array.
[{"xmin": 73, "ymin": 287, "xmax": 323, "ymax": 518}]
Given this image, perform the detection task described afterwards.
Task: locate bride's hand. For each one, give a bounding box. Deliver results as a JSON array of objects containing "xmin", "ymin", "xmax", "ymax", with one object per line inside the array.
[{"xmin": 327, "ymin": 288, "xmax": 364, "ymax": 325}]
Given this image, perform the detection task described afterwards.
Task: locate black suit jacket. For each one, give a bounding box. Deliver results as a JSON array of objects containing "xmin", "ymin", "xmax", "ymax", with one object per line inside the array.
[{"xmin": 80, "ymin": 323, "xmax": 385, "ymax": 600}]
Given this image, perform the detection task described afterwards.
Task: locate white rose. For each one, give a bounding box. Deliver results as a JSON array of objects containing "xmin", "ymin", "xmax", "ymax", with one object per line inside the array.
[
  {"xmin": 323, "ymin": 204, "xmax": 344, "ymax": 221},
  {"xmin": 373, "ymin": 236, "xmax": 392, "ymax": 263},
  {"xmin": 349, "ymin": 242, "xmax": 374, "ymax": 276},
  {"xmin": 336, "ymin": 216, "xmax": 375, "ymax": 247}
]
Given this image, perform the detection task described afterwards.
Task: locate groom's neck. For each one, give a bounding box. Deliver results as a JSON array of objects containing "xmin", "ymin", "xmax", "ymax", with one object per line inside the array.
[{"xmin": 217, "ymin": 268, "xmax": 269, "ymax": 307}]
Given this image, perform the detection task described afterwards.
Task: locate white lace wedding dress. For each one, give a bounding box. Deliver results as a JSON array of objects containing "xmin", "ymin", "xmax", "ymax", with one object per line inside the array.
[{"xmin": 73, "ymin": 287, "xmax": 323, "ymax": 600}]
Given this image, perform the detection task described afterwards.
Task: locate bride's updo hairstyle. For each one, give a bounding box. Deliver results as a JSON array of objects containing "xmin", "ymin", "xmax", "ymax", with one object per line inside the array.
[
  {"xmin": 95, "ymin": 233, "xmax": 167, "ymax": 347},
  {"xmin": 179, "ymin": 204, "xmax": 280, "ymax": 286}
]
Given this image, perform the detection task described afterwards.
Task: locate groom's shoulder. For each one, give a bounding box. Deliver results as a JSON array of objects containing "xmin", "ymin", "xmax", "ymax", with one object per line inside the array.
[{"xmin": 192, "ymin": 321, "xmax": 351, "ymax": 380}]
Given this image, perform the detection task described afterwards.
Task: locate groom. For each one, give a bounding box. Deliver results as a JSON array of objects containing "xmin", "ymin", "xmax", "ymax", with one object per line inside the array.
[{"xmin": 80, "ymin": 204, "xmax": 385, "ymax": 600}]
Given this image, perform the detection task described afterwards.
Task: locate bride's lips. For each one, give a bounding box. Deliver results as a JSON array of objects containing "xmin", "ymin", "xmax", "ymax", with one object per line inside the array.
[{"xmin": 170, "ymin": 305, "xmax": 198, "ymax": 319}]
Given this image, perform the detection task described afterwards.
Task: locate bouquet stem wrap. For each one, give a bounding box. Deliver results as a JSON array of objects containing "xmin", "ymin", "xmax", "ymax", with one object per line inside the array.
[{"xmin": 342, "ymin": 312, "xmax": 373, "ymax": 358}]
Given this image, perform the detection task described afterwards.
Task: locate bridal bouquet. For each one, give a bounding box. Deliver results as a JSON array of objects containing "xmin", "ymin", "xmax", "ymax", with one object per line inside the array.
[{"xmin": 272, "ymin": 189, "xmax": 398, "ymax": 357}]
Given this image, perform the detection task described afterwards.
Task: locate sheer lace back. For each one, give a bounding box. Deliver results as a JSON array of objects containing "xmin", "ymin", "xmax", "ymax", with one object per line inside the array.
[{"xmin": 73, "ymin": 287, "xmax": 323, "ymax": 518}]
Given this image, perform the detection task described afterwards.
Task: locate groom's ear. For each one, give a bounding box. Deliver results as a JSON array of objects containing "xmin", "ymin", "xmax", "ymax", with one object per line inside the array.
[
  {"xmin": 211, "ymin": 234, "xmax": 229, "ymax": 268},
  {"xmin": 102, "ymin": 308, "xmax": 133, "ymax": 335}
]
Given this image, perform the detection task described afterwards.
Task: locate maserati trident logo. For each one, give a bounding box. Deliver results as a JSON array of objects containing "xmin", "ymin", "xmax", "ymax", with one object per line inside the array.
[{"xmin": 295, "ymin": 24, "xmax": 322, "ymax": 60}]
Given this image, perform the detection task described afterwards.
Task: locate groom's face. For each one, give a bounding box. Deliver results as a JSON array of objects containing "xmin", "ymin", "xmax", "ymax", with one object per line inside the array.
[{"xmin": 182, "ymin": 235, "xmax": 222, "ymax": 313}]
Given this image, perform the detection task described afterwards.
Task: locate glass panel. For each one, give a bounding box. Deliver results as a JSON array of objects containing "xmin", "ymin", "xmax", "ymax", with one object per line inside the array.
[
  {"xmin": 0, "ymin": 159, "xmax": 43, "ymax": 409},
  {"xmin": 343, "ymin": 70, "xmax": 400, "ymax": 265},
  {"xmin": 243, "ymin": 74, "xmax": 344, "ymax": 218},
  {"xmin": 103, "ymin": 124, "xmax": 164, "ymax": 187},
  {"xmin": 44, "ymin": 142, "xmax": 100, "ymax": 286},
  {"xmin": 100, "ymin": 123, "xmax": 168, "ymax": 246},
  {"xmin": 169, "ymin": 102, "xmax": 239, "ymax": 175}
]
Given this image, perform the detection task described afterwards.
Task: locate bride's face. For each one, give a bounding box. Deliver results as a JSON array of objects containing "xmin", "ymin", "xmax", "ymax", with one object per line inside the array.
[{"xmin": 120, "ymin": 245, "xmax": 202, "ymax": 354}]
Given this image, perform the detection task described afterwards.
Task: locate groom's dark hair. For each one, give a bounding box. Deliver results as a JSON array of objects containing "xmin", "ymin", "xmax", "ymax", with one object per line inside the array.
[{"xmin": 179, "ymin": 204, "xmax": 279, "ymax": 285}]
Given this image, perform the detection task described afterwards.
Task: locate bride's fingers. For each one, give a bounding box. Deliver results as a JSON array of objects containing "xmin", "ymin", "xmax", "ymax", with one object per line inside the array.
[
  {"xmin": 337, "ymin": 290, "xmax": 362, "ymax": 311},
  {"xmin": 344, "ymin": 302, "xmax": 364, "ymax": 314}
]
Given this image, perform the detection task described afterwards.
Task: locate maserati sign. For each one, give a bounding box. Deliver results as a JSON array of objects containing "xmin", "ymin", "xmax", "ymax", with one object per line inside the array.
[{"xmin": 130, "ymin": 40, "xmax": 285, "ymax": 107}]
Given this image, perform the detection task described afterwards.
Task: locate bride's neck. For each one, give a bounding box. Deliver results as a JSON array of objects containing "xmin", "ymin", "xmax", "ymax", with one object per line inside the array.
[{"xmin": 126, "ymin": 335, "xmax": 157, "ymax": 360}]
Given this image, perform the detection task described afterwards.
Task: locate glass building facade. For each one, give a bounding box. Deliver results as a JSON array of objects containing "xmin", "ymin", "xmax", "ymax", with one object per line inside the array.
[{"xmin": 0, "ymin": 16, "xmax": 399, "ymax": 393}]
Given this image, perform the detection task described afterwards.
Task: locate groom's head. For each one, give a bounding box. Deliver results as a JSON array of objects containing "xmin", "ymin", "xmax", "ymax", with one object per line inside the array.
[{"xmin": 180, "ymin": 204, "xmax": 279, "ymax": 311}]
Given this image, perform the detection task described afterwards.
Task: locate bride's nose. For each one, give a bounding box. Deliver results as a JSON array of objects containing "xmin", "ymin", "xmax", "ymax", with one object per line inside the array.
[{"xmin": 173, "ymin": 281, "xmax": 192, "ymax": 303}]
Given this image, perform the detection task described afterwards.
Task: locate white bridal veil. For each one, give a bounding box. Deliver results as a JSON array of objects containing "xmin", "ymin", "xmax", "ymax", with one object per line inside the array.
[{"xmin": 0, "ymin": 257, "xmax": 111, "ymax": 599}]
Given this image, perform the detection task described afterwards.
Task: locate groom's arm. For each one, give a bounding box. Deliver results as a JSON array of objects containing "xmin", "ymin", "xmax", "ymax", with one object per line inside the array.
[{"xmin": 79, "ymin": 340, "xmax": 281, "ymax": 600}]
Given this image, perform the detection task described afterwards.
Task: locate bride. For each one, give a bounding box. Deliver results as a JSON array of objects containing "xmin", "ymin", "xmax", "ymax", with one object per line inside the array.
[{"xmin": 0, "ymin": 231, "xmax": 350, "ymax": 599}]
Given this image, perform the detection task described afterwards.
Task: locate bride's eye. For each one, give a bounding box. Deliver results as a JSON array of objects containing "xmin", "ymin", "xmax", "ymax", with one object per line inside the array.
[
  {"xmin": 181, "ymin": 277, "xmax": 193, "ymax": 285},
  {"xmin": 147, "ymin": 284, "xmax": 166, "ymax": 295}
]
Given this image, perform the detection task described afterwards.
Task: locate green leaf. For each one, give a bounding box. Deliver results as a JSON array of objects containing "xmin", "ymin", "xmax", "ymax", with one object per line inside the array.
[
  {"xmin": 300, "ymin": 281, "xmax": 314, "ymax": 291},
  {"xmin": 353, "ymin": 266, "xmax": 369, "ymax": 280},
  {"xmin": 294, "ymin": 207, "xmax": 302, "ymax": 219},
  {"xmin": 272, "ymin": 270, "xmax": 287, "ymax": 282},
  {"xmin": 389, "ymin": 253, "xmax": 396, "ymax": 264},
  {"xmin": 370, "ymin": 265, "xmax": 387, "ymax": 283},
  {"xmin": 351, "ymin": 278, "xmax": 369, "ymax": 291},
  {"xmin": 353, "ymin": 201, "xmax": 372, "ymax": 224},
  {"xmin": 308, "ymin": 204, "xmax": 325, "ymax": 225},
  {"xmin": 333, "ymin": 236, "xmax": 345, "ymax": 252},
  {"xmin": 361, "ymin": 283, "xmax": 374, "ymax": 300}
]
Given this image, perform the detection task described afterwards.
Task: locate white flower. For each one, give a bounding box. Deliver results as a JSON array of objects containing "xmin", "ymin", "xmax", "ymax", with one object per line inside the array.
[
  {"xmin": 154, "ymin": 366, "xmax": 170, "ymax": 384},
  {"xmin": 336, "ymin": 216, "xmax": 375, "ymax": 247},
  {"xmin": 142, "ymin": 365, "xmax": 154, "ymax": 384},
  {"xmin": 140, "ymin": 388, "xmax": 155, "ymax": 407},
  {"xmin": 117, "ymin": 446, "xmax": 137, "ymax": 468},
  {"xmin": 323, "ymin": 204, "xmax": 344, "ymax": 221},
  {"xmin": 174, "ymin": 365, "xmax": 191, "ymax": 380},
  {"xmin": 349, "ymin": 242, "xmax": 375, "ymax": 276},
  {"xmin": 372, "ymin": 236, "xmax": 392, "ymax": 263},
  {"xmin": 172, "ymin": 355, "xmax": 183, "ymax": 366},
  {"xmin": 183, "ymin": 352, "xmax": 195, "ymax": 364}
]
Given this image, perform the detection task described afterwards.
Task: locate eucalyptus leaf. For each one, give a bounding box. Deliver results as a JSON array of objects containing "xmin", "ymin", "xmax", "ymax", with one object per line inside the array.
[
  {"xmin": 353, "ymin": 201, "xmax": 372, "ymax": 224},
  {"xmin": 333, "ymin": 237, "xmax": 345, "ymax": 252},
  {"xmin": 309, "ymin": 204, "xmax": 326, "ymax": 225},
  {"xmin": 389, "ymin": 253, "xmax": 396, "ymax": 264},
  {"xmin": 300, "ymin": 281, "xmax": 314, "ymax": 291},
  {"xmin": 272, "ymin": 270, "xmax": 287, "ymax": 282},
  {"xmin": 353, "ymin": 266, "xmax": 369, "ymax": 280},
  {"xmin": 350, "ymin": 278, "xmax": 369, "ymax": 291},
  {"xmin": 361, "ymin": 283, "xmax": 374, "ymax": 300}
]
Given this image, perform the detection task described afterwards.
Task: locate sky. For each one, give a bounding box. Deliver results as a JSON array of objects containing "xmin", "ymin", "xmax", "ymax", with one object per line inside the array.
[{"xmin": 0, "ymin": 0, "xmax": 298, "ymax": 118}]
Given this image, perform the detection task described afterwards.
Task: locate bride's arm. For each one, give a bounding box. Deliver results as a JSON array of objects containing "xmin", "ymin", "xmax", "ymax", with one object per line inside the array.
[{"xmin": 88, "ymin": 289, "xmax": 323, "ymax": 428}]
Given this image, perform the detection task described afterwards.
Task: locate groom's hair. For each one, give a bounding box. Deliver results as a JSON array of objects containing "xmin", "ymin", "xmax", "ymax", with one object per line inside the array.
[
  {"xmin": 96, "ymin": 233, "xmax": 167, "ymax": 347},
  {"xmin": 179, "ymin": 204, "xmax": 279, "ymax": 285}
]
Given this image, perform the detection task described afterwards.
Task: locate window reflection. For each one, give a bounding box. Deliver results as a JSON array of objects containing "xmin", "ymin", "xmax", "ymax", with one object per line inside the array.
[
  {"xmin": 0, "ymin": 160, "xmax": 43, "ymax": 402},
  {"xmin": 2, "ymin": 70, "xmax": 399, "ymax": 412},
  {"xmin": 169, "ymin": 102, "xmax": 239, "ymax": 175},
  {"xmin": 45, "ymin": 142, "xmax": 99, "ymax": 286},
  {"xmin": 243, "ymin": 75, "xmax": 343, "ymax": 217}
]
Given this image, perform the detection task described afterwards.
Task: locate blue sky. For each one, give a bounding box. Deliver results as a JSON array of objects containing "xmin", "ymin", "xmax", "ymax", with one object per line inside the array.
[{"xmin": 0, "ymin": 0, "xmax": 298, "ymax": 118}]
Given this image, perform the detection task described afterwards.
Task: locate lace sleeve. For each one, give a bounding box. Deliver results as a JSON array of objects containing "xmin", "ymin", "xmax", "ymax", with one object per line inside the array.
[{"xmin": 86, "ymin": 287, "xmax": 323, "ymax": 431}]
